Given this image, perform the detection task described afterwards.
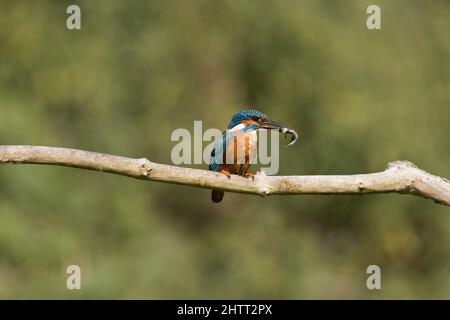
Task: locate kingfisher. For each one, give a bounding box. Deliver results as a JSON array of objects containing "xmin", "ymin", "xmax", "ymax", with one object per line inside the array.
[{"xmin": 209, "ymin": 109, "xmax": 298, "ymax": 203}]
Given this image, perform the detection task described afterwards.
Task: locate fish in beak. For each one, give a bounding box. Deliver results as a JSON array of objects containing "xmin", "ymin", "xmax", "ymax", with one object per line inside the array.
[{"xmin": 258, "ymin": 119, "xmax": 299, "ymax": 147}]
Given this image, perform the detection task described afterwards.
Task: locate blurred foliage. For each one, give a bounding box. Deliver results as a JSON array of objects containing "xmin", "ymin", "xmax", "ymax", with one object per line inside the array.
[{"xmin": 0, "ymin": 0, "xmax": 450, "ymax": 299}]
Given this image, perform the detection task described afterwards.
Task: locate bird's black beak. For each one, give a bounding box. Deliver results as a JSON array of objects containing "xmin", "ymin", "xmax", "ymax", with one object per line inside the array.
[
  {"xmin": 259, "ymin": 119, "xmax": 288, "ymax": 130},
  {"xmin": 258, "ymin": 119, "xmax": 299, "ymax": 146}
]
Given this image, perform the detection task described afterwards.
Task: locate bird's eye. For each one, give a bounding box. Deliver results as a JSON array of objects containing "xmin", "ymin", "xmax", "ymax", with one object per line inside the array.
[{"xmin": 250, "ymin": 116, "xmax": 259, "ymax": 121}]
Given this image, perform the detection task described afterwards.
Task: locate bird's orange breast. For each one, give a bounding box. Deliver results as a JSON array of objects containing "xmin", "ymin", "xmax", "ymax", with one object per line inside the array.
[{"xmin": 222, "ymin": 130, "xmax": 257, "ymax": 175}]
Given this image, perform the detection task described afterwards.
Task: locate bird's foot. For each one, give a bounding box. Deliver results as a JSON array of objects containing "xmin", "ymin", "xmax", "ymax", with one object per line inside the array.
[
  {"xmin": 219, "ymin": 168, "xmax": 232, "ymax": 180},
  {"xmin": 244, "ymin": 172, "xmax": 255, "ymax": 181}
]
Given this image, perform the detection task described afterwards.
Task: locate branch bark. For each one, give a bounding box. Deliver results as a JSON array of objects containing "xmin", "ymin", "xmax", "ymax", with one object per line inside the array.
[{"xmin": 0, "ymin": 145, "xmax": 449, "ymax": 206}]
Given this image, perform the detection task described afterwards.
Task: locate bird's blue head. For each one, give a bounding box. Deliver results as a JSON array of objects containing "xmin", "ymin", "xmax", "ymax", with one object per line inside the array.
[{"xmin": 227, "ymin": 109, "xmax": 267, "ymax": 129}]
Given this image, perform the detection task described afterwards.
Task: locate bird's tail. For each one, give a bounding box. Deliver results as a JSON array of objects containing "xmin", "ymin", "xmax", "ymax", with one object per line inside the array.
[{"xmin": 212, "ymin": 190, "xmax": 224, "ymax": 203}]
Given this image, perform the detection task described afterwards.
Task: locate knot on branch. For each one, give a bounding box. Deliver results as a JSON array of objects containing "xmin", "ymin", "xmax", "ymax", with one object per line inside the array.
[
  {"xmin": 387, "ymin": 160, "xmax": 418, "ymax": 170},
  {"xmin": 357, "ymin": 180, "xmax": 366, "ymax": 191},
  {"xmin": 138, "ymin": 157, "xmax": 153, "ymax": 177}
]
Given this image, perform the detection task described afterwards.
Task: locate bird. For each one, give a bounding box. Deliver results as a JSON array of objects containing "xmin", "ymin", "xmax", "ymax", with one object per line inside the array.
[{"xmin": 209, "ymin": 109, "xmax": 298, "ymax": 203}]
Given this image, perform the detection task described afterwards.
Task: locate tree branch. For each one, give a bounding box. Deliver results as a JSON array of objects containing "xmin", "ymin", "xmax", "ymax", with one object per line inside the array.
[{"xmin": 0, "ymin": 145, "xmax": 449, "ymax": 206}]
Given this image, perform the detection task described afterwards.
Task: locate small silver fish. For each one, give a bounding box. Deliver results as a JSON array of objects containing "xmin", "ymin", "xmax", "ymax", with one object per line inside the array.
[{"xmin": 280, "ymin": 127, "xmax": 299, "ymax": 147}]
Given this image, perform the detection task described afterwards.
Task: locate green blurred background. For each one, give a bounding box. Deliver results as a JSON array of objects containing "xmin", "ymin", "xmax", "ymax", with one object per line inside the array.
[{"xmin": 0, "ymin": 0, "xmax": 449, "ymax": 299}]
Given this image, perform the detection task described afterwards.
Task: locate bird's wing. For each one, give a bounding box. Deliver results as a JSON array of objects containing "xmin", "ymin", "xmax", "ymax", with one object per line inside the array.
[{"xmin": 209, "ymin": 129, "xmax": 235, "ymax": 172}]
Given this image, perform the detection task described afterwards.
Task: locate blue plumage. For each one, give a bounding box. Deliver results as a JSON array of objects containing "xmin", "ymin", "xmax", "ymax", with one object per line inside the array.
[
  {"xmin": 209, "ymin": 130, "xmax": 234, "ymax": 172},
  {"xmin": 227, "ymin": 109, "xmax": 267, "ymax": 129}
]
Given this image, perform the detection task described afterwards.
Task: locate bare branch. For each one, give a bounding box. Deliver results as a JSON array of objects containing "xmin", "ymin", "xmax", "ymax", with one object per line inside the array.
[{"xmin": 0, "ymin": 145, "xmax": 449, "ymax": 206}]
